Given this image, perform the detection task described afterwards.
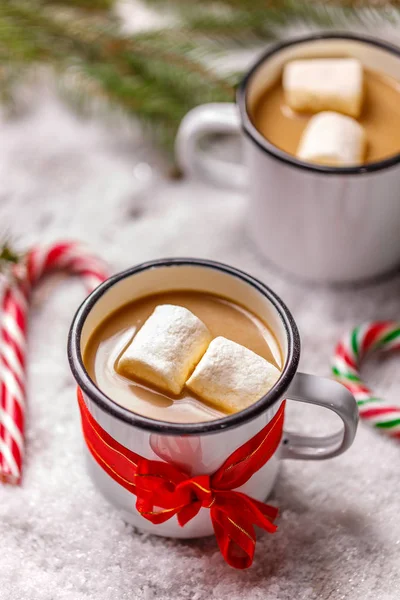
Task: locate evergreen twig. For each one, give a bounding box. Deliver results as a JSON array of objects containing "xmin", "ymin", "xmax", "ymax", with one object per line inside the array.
[{"xmin": 0, "ymin": 0, "xmax": 399, "ymax": 163}]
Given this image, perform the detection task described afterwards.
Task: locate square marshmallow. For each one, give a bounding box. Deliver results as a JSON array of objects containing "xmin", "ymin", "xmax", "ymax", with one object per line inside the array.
[
  {"xmin": 297, "ymin": 111, "xmax": 366, "ymax": 166},
  {"xmin": 283, "ymin": 58, "xmax": 364, "ymax": 118},
  {"xmin": 116, "ymin": 304, "xmax": 212, "ymax": 395},
  {"xmin": 186, "ymin": 337, "xmax": 281, "ymax": 413}
]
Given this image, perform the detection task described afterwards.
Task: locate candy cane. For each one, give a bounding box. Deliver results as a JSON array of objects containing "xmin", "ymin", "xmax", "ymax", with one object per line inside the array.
[
  {"xmin": 0, "ymin": 241, "xmax": 108, "ymax": 484},
  {"xmin": 332, "ymin": 321, "xmax": 400, "ymax": 439}
]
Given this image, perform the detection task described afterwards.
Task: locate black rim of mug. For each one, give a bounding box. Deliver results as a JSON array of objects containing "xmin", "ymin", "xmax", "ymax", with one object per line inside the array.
[
  {"xmin": 68, "ymin": 259, "xmax": 301, "ymax": 435},
  {"xmin": 237, "ymin": 32, "xmax": 400, "ymax": 175}
]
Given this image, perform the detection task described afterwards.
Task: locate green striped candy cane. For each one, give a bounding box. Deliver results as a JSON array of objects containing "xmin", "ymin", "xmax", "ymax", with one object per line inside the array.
[{"xmin": 332, "ymin": 321, "xmax": 400, "ymax": 439}]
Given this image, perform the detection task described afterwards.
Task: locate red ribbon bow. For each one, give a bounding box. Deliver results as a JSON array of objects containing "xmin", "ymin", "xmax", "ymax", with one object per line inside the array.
[{"xmin": 77, "ymin": 388, "xmax": 285, "ymax": 569}]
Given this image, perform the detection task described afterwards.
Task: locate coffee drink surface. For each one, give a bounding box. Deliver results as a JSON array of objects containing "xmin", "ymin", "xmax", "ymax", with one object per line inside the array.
[
  {"xmin": 84, "ymin": 291, "xmax": 282, "ymax": 423},
  {"xmin": 251, "ymin": 68, "xmax": 400, "ymax": 164}
]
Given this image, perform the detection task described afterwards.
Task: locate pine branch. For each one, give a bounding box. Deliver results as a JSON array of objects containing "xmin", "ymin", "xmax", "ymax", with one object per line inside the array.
[
  {"xmin": 43, "ymin": 0, "xmax": 115, "ymax": 9},
  {"xmin": 0, "ymin": 0, "xmax": 400, "ymax": 165},
  {"xmin": 145, "ymin": 0, "xmax": 400, "ymax": 38},
  {"xmin": 0, "ymin": 245, "xmax": 20, "ymax": 266},
  {"xmin": 0, "ymin": 1, "xmax": 232, "ymax": 156},
  {"xmin": 0, "ymin": 238, "xmax": 23, "ymax": 276}
]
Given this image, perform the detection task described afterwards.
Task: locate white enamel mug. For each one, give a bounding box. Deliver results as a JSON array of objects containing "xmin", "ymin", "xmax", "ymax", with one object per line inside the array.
[
  {"xmin": 176, "ymin": 33, "xmax": 400, "ymax": 284},
  {"xmin": 68, "ymin": 259, "xmax": 358, "ymax": 538}
]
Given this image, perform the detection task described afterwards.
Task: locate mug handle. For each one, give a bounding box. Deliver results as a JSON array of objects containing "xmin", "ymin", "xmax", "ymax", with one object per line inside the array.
[
  {"xmin": 175, "ymin": 103, "xmax": 247, "ymax": 189},
  {"xmin": 281, "ymin": 372, "xmax": 359, "ymax": 460}
]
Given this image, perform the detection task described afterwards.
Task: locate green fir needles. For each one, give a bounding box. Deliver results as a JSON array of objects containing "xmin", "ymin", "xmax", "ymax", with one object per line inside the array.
[{"xmin": 0, "ymin": 0, "xmax": 399, "ymax": 161}]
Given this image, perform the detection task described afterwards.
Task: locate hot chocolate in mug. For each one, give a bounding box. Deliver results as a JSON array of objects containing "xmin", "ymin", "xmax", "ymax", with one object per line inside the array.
[
  {"xmin": 68, "ymin": 259, "xmax": 358, "ymax": 541},
  {"xmin": 176, "ymin": 33, "xmax": 400, "ymax": 283}
]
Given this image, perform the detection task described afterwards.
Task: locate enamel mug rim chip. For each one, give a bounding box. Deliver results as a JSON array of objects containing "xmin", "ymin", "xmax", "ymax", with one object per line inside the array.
[
  {"xmin": 237, "ymin": 31, "xmax": 400, "ymax": 176},
  {"xmin": 67, "ymin": 258, "xmax": 301, "ymax": 436}
]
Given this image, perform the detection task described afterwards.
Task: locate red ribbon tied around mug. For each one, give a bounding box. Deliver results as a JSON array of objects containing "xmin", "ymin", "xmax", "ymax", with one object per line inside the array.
[{"xmin": 77, "ymin": 388, "xmax": 285, "ymax": 569}]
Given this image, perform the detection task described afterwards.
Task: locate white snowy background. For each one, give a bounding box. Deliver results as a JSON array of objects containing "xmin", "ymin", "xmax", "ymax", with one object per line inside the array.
[{"xmin": 1, "ymin": 3, "xmax": 400, "ymax": 599}]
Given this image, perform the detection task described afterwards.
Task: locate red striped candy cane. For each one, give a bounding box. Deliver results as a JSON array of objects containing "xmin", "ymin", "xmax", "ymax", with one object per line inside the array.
[
  {"xmin": 332, "ymin": 321, "xmax": 400, "ymax": 439},
  {"xmin": 0, "ymin": 241, "xmax": 108, "ymax": 484}
]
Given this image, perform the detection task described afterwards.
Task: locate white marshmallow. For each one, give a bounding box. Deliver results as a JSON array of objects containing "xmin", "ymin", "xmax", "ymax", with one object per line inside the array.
[
  {"xmin": 116, "ymin": 305, "xmax": 212, "ymax": 395},
  {"xmin": 283, "ymin": 58, "xmax": 364, "ymax": 118},
  {"xmin": 297, "ymin": 111, "xmax": 366, "ymax": 166},
  {"xmin": 186, "ymin": 337, "xmax": 281, "ymax": 413}
]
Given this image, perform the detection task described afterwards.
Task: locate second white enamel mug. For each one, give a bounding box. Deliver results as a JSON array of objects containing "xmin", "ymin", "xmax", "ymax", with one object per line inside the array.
[
  {"xmin": 68, "ymin": 259, "xmax": 358, "ymax": 539},
  {"xmin": 176, "ymin": 33, "xmax": 400, "ymax": 283}
]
